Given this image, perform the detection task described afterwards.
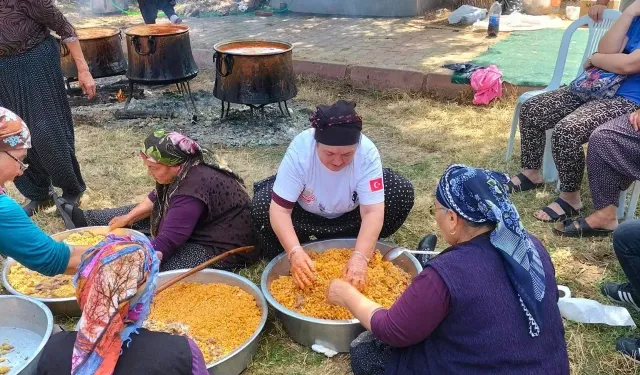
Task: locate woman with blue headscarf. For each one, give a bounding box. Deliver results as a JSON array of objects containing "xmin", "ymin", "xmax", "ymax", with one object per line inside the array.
[{"xmin": 326, "ymin": 164, "xmax": 569, "ymax": 375}]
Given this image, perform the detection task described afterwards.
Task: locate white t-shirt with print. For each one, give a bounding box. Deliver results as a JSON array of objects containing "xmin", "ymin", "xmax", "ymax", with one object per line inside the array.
[{"xmin": 273, "ymin": 129, "xmax": 384, "ymax": 219}]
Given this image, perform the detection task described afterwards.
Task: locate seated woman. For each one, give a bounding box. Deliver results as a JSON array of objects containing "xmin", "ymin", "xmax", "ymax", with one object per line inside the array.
[
  {"xmin": 251, "ymin": 100, "xmax": 414, "ymax": 289},
  {"xmin": 37, "ymin": 235, "xmax": 208, "ymax": 375},
  {"xmin": 0, "ymin": 107, "xmax": 86, "ymax": 275},
  {"xmin": 327, "ymin": 165, "xmax": 569, "ymax": 375},
  {"xmin": 554, "ymin": 109, "xmax": 640, "ymax": 237},
  {"xmin": 509, "ymin": 3, "xmax": 640, "ymax": 223},
  {"xmin": 57, "ymin": 130, "xmax": 258, "ymax": 271}
]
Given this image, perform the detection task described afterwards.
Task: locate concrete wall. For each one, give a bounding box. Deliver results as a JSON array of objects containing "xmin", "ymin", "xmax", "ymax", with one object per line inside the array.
[{"xmin": 270, "ymin": 0, "xmax": 439, "ymax": 17}]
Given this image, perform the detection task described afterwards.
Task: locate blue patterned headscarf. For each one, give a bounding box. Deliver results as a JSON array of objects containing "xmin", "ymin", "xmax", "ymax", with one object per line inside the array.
[{"xmin": 436, "ymin": 164, "xmax": 545, "ymax": 337}]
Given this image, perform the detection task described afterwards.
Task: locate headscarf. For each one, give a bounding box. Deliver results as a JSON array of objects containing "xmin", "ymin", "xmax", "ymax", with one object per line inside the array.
[
  {"xmin": 72, "ymin": 234, "xmax": 160, "ymax": 375},
  {"xmin": 142, "ymin": 130, "xmax": 244, "ymax": 237},
  {"xmin": 310, "ymin": 100, "xmax": 362, "ymax": 146},
  {"xmin": 435, "ymin": 164, "xmax": 546, "ymax": 338},
  {"xmin": 0, "ymin": 107, "xmax": 31, "ymax": 152}
]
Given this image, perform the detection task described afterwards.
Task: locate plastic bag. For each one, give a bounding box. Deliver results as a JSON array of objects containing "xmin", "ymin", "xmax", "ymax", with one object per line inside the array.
[
  {"xmin": 448, "ymin": 5, "xmax": 488, "ymax": 25},
  {"xmin": 556, "ymin": 285, "xmax": 636, "ymax": 327}
]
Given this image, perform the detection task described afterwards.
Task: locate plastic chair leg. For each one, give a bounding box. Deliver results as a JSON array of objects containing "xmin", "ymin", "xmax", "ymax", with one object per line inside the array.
[
  {"xmin": 625, "ymin": 181, "xmax": 640, "ymax": 221},
  {"xmin": 618, "ymin": 189, "xmax": 628, "ymax": 220},
  {"xmin": 542, "ymin": 129, "xmax": 558, "ymax": 182},
  {"xmin": 506, "ymin": 104, "xmax": 521, "ymax": 161}
]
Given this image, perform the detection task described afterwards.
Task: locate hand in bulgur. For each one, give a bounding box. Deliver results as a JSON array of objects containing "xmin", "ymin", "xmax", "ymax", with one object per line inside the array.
[
  {"xmin": 343, "ymin": 254, "xmax": 368, "ymax": 291},
  {"xmin": 290, "ymin": 250, "xmax": 316, "ymax": 288},
  {"xmin": 326, "ymin": 278, "xmax": 353, "ymax": 307}
]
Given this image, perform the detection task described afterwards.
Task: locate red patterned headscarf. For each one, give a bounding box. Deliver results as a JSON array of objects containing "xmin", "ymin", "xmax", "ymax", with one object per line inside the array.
[{"xmin": 0, "ymin": 107, "xmax": 31, "ymax": 152}]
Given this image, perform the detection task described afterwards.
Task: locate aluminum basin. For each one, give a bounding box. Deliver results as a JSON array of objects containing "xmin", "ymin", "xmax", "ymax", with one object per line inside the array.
[
  {"xmin": 1, "ymin": 227, "xmax": 147, "ymax": 317},
  {"xmin": 261, "ymin": 238, "xmax": 422, "ymax": 353},
  {"xmin": 0, "ymin": 295, "xmax": 54, "ymax": 375},
  {"xmin": 155, "ymin": 269, "xmax": 268, "ymax": 375}
]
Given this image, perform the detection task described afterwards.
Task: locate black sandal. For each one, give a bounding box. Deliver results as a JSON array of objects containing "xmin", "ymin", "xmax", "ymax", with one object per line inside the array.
[
  {"xmin": 53, "ymin": 191, "xmax": 77, "ymax": 230},
  {"xmin": 537, "ymin": 198, "xmax": 581, "ymax": 223},
  {"xmin": 507, "ymin": 173, "xmax": 544, "ymax": 193},
  {"xmin": 553, "ymin": 218, "xmax": 613, "ymax": 238}
]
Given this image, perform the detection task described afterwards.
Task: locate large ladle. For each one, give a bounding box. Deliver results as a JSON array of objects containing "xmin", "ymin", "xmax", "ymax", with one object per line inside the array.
[{"xmin": 382, "ymin": 234, "xmax": 440, "ymax": 262}]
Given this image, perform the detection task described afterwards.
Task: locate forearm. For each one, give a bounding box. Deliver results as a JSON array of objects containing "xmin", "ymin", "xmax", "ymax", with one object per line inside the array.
[
  {"xmin": 342, "ymin": 286, "xmax": 383, "ymax": 330},
  {"xmin": 598, "ymin": 13, "xmax": 635, "ymax": 53},
  {"xmin": 127, "ymin": 197, "xmax": 154, "ymax": 223},
  {"xmin": 64, "ymin": 245, "xmax": 90, "ymax": 274},
  {"xmin": 591, "ymin": 52, "xmax": 640, "ymax": 74},
  {"xmin": 64, "ymin": 40, "xmax": 89, "ymax": 73},
  {"xmin": 354, "ymin": 207, "xmax": 384, "ymax": 258},
  {"xmin": 269, "ymin": 202, "xmax": 300, "ymax": 256}
]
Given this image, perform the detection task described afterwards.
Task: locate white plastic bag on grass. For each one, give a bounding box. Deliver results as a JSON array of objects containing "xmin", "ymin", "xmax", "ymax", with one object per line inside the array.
[
  {"xmin": 448, "ymin": 5, "xmax": 487, "ymax": 25},
  {"xmin": 557, "ymin": 285, "xmax": 636, "ymax": 327}
]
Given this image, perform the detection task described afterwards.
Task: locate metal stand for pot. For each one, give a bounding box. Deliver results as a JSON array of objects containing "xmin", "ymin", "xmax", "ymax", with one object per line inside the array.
[
  {"xmin": 219, "ymin": 100, "xmax": 291, "ymax": 119},
  {"xmin": 115, "ymin": 79, "xmax": 199, "ymax": 122}
]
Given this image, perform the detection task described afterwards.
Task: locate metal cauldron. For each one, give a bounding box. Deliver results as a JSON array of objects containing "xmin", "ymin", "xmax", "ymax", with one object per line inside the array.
[
  {"xmin": 0, "ymin": 295, "xmax": 54, "ymax": 375},
  {"xmin": 1, "ymin": 227, "xmax": 147, "ymax": 317},
  {"xmin": 124, "ymin": 24, "xmax": 199, "ymax": 84},
  {"xmin": 261, "ymin": 238, "xmax": 422, "ymax": 353},
  {"xmin": 59, "ymin": 27, "xmax": 127, "ymax": 80},
  {"xmin": 156, "ymin": 269, "xmax": 268, "ymax": 375},
  {"xmin": 213, "ymin": 39, "xmax": 297, "ymax": 105}
]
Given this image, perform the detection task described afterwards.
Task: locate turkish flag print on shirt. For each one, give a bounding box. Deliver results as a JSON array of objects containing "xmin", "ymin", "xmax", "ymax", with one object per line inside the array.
[{"xmin": 369, "ymin": 177, "xmax": 384, "ymax": 192}]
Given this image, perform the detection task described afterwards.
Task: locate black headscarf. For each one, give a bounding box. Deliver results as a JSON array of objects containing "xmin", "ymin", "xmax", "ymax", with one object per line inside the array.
[{"xmin": 310, "ymin": 100, "xmax": 362, "ymax": 146}]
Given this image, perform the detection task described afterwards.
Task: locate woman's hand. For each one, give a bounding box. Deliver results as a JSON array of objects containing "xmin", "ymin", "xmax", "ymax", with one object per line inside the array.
[
  {"xmin": 343, "ymin": 253, "xmax": 368, "ymax": 291},
  {"xmin": 583, "ymin": 54, "xmax": 595, "ymax": 70},
  {"xmin": 108, "ymin": 215, "xmax": 133, "ymax": 230},
  {"xmin": 326, "ymin": 279, "xmax": 355, "ymax": 307},
  {"xmin": 290, "ymin": 250, "xmax": 316, "ymax": 288},
  {"xmin": 78, "ymin": 69, "xmax": 97, "ymax": 99},
  {"xmin": 630, "ymin": 110, "xmax": 640, "ymax": 131},
  {"xmin": 589, "ymin": 4, "xmax": 607, "ymax": 22}
]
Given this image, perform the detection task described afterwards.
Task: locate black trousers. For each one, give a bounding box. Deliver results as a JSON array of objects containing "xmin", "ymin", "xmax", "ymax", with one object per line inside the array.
[
  {"xmin": 614, "ymin": 220, "xmax": 640, "ymax": 295},
  {"xmin": 138, "ymin": 0, "xmax": 176, "ymax": 23}
]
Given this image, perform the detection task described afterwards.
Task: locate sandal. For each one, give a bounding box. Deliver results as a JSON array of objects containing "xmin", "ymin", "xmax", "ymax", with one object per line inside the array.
[
  {"xmin": 553, "ymin": 218, "xmax": 613, "ymax": 238},
  {"xmin": 53, "ymin": 191, "xmax": 77, "ymax": 230},
  {"xmin": 537, "ymin": 198, "xmax": 581, "ymax": 223},
  {"xmin": 507, "ymin": 173, "xmax": 544, "ymax": 194}
]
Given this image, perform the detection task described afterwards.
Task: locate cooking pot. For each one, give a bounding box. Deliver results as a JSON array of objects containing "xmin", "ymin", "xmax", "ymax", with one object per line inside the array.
[
  {"xmin": 60, "ymin": 27, "xmax": 127, "ymax": 80},
  {"xmin": 213, "ymin": 40, "xmax": 297, "ymax": 106},
  {"xmin": 124, "ymin": 24, "xmax": 198, "ymax": 84}
]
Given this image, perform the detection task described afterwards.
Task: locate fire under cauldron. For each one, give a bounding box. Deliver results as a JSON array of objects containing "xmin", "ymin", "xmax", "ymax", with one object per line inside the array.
[
  {"xmin": 213, "ymin": 40, "xmax": 297, "ymax": 118},
  {"xmin": 59, "ymin": 27, "xmax": 127, "ymax": 86},
  {"xmin": 119, "ymin": 24, "xmax": 199, "ymax": 120}
]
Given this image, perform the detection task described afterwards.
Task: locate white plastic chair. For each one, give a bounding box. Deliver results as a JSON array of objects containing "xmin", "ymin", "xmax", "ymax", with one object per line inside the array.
[
  {"xmin": 505, "ymin": 10, "xmax": 621, "ymax": 183},
  {"xmin": 617, "ymin": 181, "xmax": 640, "ymax": 220}
]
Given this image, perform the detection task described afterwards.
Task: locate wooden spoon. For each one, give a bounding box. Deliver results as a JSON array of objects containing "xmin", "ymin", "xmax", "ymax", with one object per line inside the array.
[{"xmin": 154, "ymin": 246, "xmax": 255, "ymax": 295}]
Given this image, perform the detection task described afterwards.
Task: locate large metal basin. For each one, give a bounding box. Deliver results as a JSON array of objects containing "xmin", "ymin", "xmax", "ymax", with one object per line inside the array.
[
  {"xmin": 0, "ymin": 295, "xmax": 54, "ymax": 375},
  {"xmin": 261, "ymin": 238, "xmax": 422, "ymax": 353},
  {"xmin": 156, "ymin": 269, "xmax": 268, "ymax": 375},
  {"xmin": 1, "ymin": 227, "xmax": 147, "ymax": 317}
]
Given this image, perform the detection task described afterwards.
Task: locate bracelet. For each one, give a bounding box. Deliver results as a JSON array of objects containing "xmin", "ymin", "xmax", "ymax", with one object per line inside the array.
[
  {"xmin": 353, "ymin": 250, "xmax": 371, "ymax": 263},
  {"xmin": 288, "ymin": 245, "xmax": 303, "ymax": 261}
]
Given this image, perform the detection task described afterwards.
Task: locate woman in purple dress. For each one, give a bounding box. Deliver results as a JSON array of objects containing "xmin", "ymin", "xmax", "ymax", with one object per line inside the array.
[{"xmin": 326, "ymin": 165, "xmax": 569, "ymax": 375}]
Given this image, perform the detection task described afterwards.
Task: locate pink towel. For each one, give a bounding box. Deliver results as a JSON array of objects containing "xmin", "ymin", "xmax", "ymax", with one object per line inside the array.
[{"xmin": 470, "ymin": 65, "xmax": 503, "ymax": 105}]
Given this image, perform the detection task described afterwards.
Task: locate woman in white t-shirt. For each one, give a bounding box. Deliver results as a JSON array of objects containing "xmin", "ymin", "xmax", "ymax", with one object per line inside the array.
[{"xmin": 251, "ymin": 101, "xmax": 414, "ymax": 289}]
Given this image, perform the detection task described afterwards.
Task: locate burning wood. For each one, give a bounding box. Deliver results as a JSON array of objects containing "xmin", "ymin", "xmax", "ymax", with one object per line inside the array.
[{"xmin": 116, "ymin": 89, "xmax": 126, "ymax": 103}]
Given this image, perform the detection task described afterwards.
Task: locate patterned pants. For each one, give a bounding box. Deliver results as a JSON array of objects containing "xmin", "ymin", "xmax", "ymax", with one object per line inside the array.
[
  {"xmin": 587, "ymin": 115, "xmax": 640, "ymax": 210},
  {"xmin": 0, "ymin": 37, "xmax": 85, "ymax": 201},
  {"xmin": 519, "ymin": 87, "xmax": 638, "ymax": 192},
  {"xmin": 83, "ymin": 205, "xmax": 233, "ymax": 271},
  {"xmin": 350, "ymin": 331, "xmax": 392, "ymax": 375},
  {"xmin": 251, "ymin": 168, "xmax": 415, "ymax": 260}
]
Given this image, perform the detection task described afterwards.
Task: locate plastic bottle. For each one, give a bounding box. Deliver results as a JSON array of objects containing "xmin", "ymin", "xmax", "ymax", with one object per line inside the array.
[{"xmin": 487, "ymin": 1, "xmax": 502, "ymax": 38}]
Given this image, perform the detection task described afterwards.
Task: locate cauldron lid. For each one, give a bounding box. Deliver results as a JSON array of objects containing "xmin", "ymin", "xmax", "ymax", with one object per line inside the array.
[
  {"xmin": 76, "ymin": 27, "xmax": 120, "ymax": 40},
  {"xmin": 124, "ymin": 24, "xmax": 189, "ymax": 37}
]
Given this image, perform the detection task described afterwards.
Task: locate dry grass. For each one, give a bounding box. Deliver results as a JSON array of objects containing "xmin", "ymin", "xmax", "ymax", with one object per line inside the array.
[{"xmin": 2, "ymin": 75, "xmax": 639, "ymax": 374}]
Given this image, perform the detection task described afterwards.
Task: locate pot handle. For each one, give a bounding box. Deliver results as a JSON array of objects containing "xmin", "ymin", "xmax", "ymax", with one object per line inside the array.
[
  {"xmin": 213, "ymin": 51, "xmax": 234, "ymax": 77},
  {"xmin": 132, "ymin": 36, "xmax": 157, "ymax": 56}
]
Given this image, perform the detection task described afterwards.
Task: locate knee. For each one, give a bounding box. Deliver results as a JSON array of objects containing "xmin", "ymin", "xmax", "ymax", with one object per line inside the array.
[{"xmin": 613, "ymin": 220, "xmax": 640, "ymax": 256}]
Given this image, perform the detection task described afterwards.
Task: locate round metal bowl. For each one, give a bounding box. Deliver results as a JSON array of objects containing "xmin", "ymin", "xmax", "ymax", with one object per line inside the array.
[
  {"xmin": 1, "ymin": 227, "xmax": 147, "ymax": 317},
  {"xmin": 156, "ymin": 269, "xmax": 268, "ymax": 375},
  {"xmin": 0, "ymin": 295, "xmax": 54, "ymax": 375},
  {"xmin": 261, "ymin": 238, "xmax": 423, "ymax": 353}
]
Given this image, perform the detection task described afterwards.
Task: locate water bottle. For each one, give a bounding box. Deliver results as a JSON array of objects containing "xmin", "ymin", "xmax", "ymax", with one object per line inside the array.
[{"xmin": 488, "ymin": 1, "xmax": 502, "ymax": 38}]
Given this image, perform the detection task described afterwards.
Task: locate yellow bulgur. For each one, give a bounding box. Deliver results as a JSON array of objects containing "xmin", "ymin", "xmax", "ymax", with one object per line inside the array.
[
  {"xmin": 270, "ymin": 249, "xmax": 411, "ymax": 320},
  {"xmin": 145, "ymin": 282, "xmax": 262, "ymax": 365},
  {"xmin": 6, "ymin": 232, "xmax": 104, "ymax": 298}
]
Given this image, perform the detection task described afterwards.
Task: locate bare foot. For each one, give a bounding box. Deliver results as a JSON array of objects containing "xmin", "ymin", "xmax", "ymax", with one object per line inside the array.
[
  {"xmin": 534, "ymin": 192, "xmax": 582, "ymax": 221},
  {"xmin": 584, "ymin": 205, "xmax": 618, "ymax": 231},
  {"xmin": 510, "ymin": 169, "xmax": 543, "ymax": 188}
]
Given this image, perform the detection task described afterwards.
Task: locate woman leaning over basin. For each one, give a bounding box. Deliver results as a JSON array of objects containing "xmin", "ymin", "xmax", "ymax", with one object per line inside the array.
[
  {"xmin": 327, "ymin": 165, "xmax": 570, "ymax": 375},
  {"xmin": 251, "ymin": 100, "xmax": 415, "ymax": 289}
]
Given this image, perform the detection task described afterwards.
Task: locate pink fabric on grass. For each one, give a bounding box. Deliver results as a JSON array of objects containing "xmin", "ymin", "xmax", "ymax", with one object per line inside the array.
[{"xmin": 470, "ymin": 65, "xmax": 503, "ymax": 105}]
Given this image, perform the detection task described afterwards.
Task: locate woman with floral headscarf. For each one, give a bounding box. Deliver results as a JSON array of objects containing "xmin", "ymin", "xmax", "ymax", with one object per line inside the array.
[
  {"xmin": 0, "ymin": 107, "xmax": 88, "ymax": 276},
  {"xmin": 326, "ymin": 165, "xmax": 569, "ymax": 375},
  {"xmin": 56, "ymin": 130, "xmax": 258, "ymax": 271}
]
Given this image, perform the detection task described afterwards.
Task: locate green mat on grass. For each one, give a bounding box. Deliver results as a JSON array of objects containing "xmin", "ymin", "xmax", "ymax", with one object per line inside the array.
[{"xmin": 452, "ymin": 28, "xmax": 590, "ymax": 87}]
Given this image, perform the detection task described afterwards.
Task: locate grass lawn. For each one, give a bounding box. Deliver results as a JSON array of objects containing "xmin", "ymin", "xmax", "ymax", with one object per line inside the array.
[{"xmin": 2, "ymin": 76, "xmax": 640, "ymax": 374}]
